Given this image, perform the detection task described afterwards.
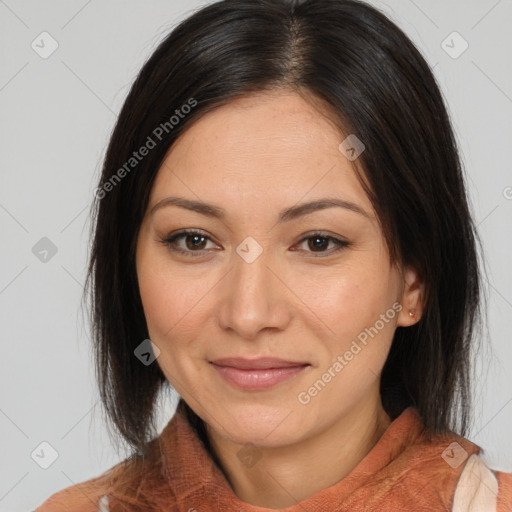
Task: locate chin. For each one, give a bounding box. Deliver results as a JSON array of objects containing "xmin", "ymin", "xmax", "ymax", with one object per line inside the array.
[{"xmin": 206, "ymin": 399, "xmax": 306, "ymax": 447}]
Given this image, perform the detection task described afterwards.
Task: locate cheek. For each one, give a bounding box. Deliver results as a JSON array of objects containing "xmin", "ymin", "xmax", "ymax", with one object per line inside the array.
[
  {"xmin": 136, "ymin": 250, "xmax": 205, "ymax": 341},
  {"xmin": 301, "ymin": 259, "xmax": 399, "ymax": 388},
  {"xmin": 302, "ymin": 259, "xmax": 395, "ymax": 335},
  {"xmin": 138, "ymin": 266, "xmax": 171, "ymax": 335},
  {"xmin": 136, "ymin": 260, "xmax": 208, "ymax": 390},
  {"xmin": 300, "ymin": 266, "xmax": 399, "ymax": 406}
]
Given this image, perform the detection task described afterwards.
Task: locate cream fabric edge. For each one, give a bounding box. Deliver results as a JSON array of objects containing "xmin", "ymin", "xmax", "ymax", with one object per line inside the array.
[
  {"xmin": 452, "ymin": 453, "xmax": 499, "ymax": 512},
  {"xmin": 97, "ymin": 494, "xmax": 109, "ymax": 512}
]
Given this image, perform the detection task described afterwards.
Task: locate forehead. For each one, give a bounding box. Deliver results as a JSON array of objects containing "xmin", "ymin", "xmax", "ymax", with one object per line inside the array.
[{"xmin": 150, "ymin": 90, "xmax": 371, "ymax": 213}]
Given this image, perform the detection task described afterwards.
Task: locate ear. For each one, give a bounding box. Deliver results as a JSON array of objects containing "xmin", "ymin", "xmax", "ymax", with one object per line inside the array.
[{"xmin": 396, "ymin": 266, "xmax": 425, "ymax": 327}]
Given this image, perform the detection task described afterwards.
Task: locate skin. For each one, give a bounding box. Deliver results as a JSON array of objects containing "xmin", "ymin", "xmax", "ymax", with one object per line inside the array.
[{"xmin": 136, "ymin": 88, "xmax": 424, "ymax": 509}]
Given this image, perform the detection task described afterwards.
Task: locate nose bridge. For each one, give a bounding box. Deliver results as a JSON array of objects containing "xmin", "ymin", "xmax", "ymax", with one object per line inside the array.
[{"xmin": 218, "ymin": 236, "xmax": 288, "ymax": 337}]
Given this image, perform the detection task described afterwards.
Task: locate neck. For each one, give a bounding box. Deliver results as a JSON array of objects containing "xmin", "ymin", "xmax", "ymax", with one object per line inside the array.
[{"xmin": 205, "ymin": 394, "xmax": 392, "ymax": 509}]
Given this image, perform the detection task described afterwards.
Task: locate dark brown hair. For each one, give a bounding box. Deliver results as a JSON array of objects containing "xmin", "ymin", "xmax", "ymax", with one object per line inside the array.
[{"xmin": 83, "ymin": 0, "xmax": 483, "ymax": 477}]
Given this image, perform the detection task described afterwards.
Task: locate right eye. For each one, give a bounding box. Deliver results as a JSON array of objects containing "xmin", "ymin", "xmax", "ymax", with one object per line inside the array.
[{"xmin": 159, "ymin": 229, "xmax": 220, "ymax": 257}]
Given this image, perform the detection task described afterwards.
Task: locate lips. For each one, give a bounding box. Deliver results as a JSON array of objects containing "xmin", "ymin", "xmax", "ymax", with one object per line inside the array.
[
  {"xmin": 209, "ymin": 357, "xmax": 311, "ymax": 390},
  {"xmin": 209, "ymin": 357, "xmax": 310, "ymax": 370}
]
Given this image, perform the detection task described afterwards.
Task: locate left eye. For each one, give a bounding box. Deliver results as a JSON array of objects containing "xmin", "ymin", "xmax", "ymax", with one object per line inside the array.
[
  {"xmin": 160, "ymin": 230, "xmax": 349, "ymax": 258},
  {"xmin": 294, "ymin": 233, "xmax": 349, "ymax": 255}
]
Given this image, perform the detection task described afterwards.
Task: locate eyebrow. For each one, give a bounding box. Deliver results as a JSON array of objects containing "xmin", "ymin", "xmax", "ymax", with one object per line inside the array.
[{"xmin": 150, "ymin": 196, "xmax": 370, "ymax": 222}]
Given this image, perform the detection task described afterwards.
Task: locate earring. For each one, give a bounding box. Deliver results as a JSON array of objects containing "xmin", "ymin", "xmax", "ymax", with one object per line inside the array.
[{"xmin": 408, "ymin": 309, "xmax": 416, "ymax": 318}]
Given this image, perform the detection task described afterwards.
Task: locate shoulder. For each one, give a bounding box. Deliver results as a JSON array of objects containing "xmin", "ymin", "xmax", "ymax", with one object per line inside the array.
[
  {"xmin": 34, "ymin": 411, "xmax": 193, "ymax": 512},
  {"xmin": 452, "ymin": 453, "xmax": 512, "ymax": 512},
  {"xmin": 34, "ymin": 460, "xmax": 127, "ymax": 512},
  {"xmin": 397, "ymin": 427, "xmax": 512, "ymax": 512},
  {"xmin": 365, "ymin": 410, "xmax": 512, "ymax": 511},
  {"xmin": 34, "ymin": 436, "xmax": 174, "ymax": 512}
]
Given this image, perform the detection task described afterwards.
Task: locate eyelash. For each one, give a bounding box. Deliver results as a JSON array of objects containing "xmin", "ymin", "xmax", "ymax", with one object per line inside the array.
[{"xmin": 159, "ymin": 229, "xmax": 350, "ymax": 258}]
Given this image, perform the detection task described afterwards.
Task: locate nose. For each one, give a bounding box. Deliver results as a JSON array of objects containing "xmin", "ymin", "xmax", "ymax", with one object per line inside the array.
[{"xmin": 216, "ymin": 242, "xmax": 292, "ymax": 340}]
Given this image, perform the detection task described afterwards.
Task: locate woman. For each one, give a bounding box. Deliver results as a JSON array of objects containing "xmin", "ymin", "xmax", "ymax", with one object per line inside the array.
[{"xmin": 36, "ymin": 0, "xmax": 512, "ymax": 510}]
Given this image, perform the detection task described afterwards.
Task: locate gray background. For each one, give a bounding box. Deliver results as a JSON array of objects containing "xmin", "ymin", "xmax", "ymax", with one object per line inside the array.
[{"xmin": 0, "ymin": 1, "xmax": 511, "ymax": 510}]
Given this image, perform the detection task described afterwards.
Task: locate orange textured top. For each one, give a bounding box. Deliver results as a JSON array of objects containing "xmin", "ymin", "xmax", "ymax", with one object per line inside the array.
[{"xmin": 35, "ymin": 401, "xmax": 512, "ymax": 511}]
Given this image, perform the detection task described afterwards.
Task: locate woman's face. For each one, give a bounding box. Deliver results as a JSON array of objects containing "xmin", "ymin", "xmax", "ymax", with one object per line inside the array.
[{"xmin": 136, "ymin": 89, "xmax": 417, "ymax": 447}]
